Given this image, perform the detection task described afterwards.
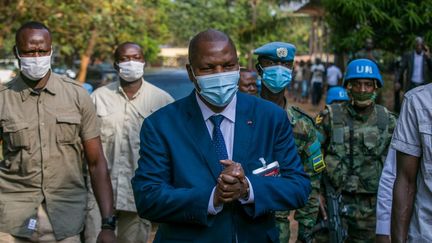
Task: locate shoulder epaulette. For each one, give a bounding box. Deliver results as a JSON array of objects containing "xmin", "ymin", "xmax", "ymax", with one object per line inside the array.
[
  {"xmin": 60, "ymin": 75, "xmax": 82, "ymax": 87},
  {"xmin": 291, "ymin": 106, "xmax": 315, "ymax": 124}
]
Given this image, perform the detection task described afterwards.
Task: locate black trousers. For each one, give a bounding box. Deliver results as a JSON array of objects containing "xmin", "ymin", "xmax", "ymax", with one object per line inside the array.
[{"xmin": 312, "ymin": 82, "xmax": 323, "ymax": 105}]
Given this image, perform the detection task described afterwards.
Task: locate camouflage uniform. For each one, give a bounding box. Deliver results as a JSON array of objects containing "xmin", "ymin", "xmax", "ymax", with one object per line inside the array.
[
  {"xmin": 317, "ymin": 102, "xmax": 397, "ymax": 242},
  {"xmin": 276, "ymin": 104, "xmax": 325, "ymax": 243}
]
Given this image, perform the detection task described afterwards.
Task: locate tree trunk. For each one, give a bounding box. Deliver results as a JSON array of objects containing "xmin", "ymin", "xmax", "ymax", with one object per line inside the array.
[{"xmin": 77, "ymin": 29, "xmax": 98, "ymax": 83}]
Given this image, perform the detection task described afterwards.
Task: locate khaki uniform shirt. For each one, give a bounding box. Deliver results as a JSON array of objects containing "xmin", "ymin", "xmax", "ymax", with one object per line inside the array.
[
  {"xmin": 91, "ymin": 80, "xmax": 173, "ymax": 212},
  {"xmin": 0, "ymin": 73, "xmax": 100, "ymax": 240},
  {"xmin": 391, "ymin": 83, "xmax": 432, "ymax": 242}
]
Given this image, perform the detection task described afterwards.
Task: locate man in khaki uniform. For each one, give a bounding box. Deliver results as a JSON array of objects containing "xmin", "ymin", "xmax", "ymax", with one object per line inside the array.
[
  {"xmin": 0, "ymin": 22, "xmax": 116, "ymax": 242},
  {"xmin": 85, "ymin": 42, "xmax": 174, "ymax": 243}
]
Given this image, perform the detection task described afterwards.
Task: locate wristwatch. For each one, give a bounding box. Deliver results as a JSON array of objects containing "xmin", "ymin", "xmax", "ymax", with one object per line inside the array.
[{"xmin": 101, "ymin": 215, "xmax": 117, "ymax": 230}]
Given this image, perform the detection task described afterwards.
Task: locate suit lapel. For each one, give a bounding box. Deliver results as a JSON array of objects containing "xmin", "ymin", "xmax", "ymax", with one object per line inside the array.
[
  {"xmin": 183, "ymin": 92, "xmax": 221, "ymax": 180},
  {"xmin": 233, "ymin": 93, "xmax": 254, "ymax": 175}
]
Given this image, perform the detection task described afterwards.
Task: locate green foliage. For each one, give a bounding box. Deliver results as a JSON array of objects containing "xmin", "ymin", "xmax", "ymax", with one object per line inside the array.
[
  {"xmin": 0, "ymin": 0, "xmax": 311, "ymax": 67},
  {"xmin": 323, "ymin": 0, "xmax": 432, "ymax": 54},
  {"xmin": 166, "ymin": 0, "xmax": 311, "ymax": 66},
  {"xmin": 0, "ymin": 0, "xmax": 170, "ymax": 63}
]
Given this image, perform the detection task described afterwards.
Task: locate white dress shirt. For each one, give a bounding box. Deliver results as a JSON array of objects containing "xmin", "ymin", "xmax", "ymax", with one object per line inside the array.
[
  {"xmin": 195, "ymin": 93, "xmax": 254, "ymax": 215},
  {"xmin": 91, "ymin": 79, "xmax": 174, "ymax": 211},
  {"xmin": 376, "ymin": 148, "xmax": 396, "ymax": 235},
  {"xmin": 391, "ymin": 83, "xmax": 432, "ymax": 242},
  {"xmin": 326, "ymin": 65, "xmax": 342, "ymax": 86},
  {"xmin": 411, "ymin": 52, "xmax": 424, "ymax": 84}
]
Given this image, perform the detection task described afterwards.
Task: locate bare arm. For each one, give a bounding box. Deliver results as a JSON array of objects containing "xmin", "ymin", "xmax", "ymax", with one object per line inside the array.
[
  {"xmin": 391, "ymin": 151, "xmax": 420, "ymax": 243},
  {"xmin": 83, "ymin": 137, "xmax": 116, "ymax": 243}
]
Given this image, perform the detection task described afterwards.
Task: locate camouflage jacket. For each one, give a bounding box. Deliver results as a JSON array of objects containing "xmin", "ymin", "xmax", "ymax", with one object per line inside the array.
[
  {"xmin": 286, "ymin": 105, "xmax": 325, "ymax": 230},
  {"xmin": 316, "ymin": 103, "xmax": 397, "ymax": 194}
]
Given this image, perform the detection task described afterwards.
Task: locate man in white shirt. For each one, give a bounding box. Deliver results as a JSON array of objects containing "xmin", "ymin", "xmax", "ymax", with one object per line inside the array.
[
  {"xmin": 326, "ymin": 62, "xmax": 342, "ymax": 89},
  {"xmin": 310, "ymin": 58, "xmax": 325, "ymax": 106},
  {"xmin": 375, "ymin": 148, "xmax": 396, "ymax": 243},
  {"xmin": 85, "ymin": 42, "xmax": 174, "ymax": 243},
  {"xmin": 391, "ymin": 83, "xmax": 432, "ymax": 242},
  {"xmin": 395, "ymin": 37, "xmax": 432, "ymax": 112}
]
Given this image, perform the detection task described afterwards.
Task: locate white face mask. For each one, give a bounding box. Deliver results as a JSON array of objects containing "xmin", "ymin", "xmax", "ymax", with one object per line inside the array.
[
  {"xmin": 16, "ymin": 49, "xmax": 52, "ymax": 81},
  {"xmin": 118, "ymin": 61, "xmax": 145, "ymax": 82}
]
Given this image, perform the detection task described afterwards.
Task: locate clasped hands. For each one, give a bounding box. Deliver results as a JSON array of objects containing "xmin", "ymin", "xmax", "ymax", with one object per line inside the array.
[{"xmin": 213, "ymin": 160, "xmax": 249, "ymax": 207}]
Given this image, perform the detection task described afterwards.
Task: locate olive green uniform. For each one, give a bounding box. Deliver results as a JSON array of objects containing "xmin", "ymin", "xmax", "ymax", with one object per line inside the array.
[
  {"xmin": 0, "ymin": 73, "xmax": 100, "ymax": 240},
  {"xmin": 276, "ymin": 104, "xmax": 325, "ymax": 243},
  {"xmin": 317, "ymin": 102, "xmax": 397, "ymax": 242}
]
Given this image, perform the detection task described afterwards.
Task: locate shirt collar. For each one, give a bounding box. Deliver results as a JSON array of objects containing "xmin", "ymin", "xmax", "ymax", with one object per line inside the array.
[
  {"xmin": 195, "ymin": 92, "xmax": 237, "ymax": 123},
  {"xmin": 414, "ymin": 51, "xmax": 424, "ymax": 57},
  {"xmin": 16, "ymin": 72, "xmax": 57, "ymax": 101},
  {"xmin": 117, "ymin": 78, "xmax": 144, "ymax": 100}
]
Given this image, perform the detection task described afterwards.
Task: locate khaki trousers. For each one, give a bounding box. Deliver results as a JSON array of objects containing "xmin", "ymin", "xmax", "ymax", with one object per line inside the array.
[
  {"xmin": 84, "ymin": 196, "xmax": 150, "ymax": 243},
  {"xmin": 0, "ymin": 205, "xmax": 80, "ymax": 243}
]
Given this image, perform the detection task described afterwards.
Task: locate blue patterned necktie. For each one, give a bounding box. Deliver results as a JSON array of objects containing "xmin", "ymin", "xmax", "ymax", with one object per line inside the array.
[{"xmin": 209, "ymin": 115, "xmax": 228, "ymax": 161}]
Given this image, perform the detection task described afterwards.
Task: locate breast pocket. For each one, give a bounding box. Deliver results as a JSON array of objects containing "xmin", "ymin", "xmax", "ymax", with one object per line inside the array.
[
  {"xmin": 419, "ymin": 124, "xmax": 432, "ymax": 161},
  {"xmin": 56, "ymin": 114, "xmax": 81, "ymax": 144},
  {"xmin": 3, "ymin": 122, "xmax": 30, "ymax": 151}
]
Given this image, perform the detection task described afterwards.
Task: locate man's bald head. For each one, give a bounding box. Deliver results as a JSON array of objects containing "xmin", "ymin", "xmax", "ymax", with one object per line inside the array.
[
  {"xmin": 114, "ymin": 42, "xmax": 143, "ymax": 62},
  {"xmin": 188, "ymin": 29, "xmax": 236, "ymax": 65}
]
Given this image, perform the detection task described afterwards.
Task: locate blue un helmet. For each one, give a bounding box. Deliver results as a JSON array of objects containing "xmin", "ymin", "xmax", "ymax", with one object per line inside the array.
[
  {"xmin": 326, "ymin": 86, "xmax": 349, "ymax": 104},
  {"xmin": 343, "ymin": 58, "xmax": 383, "ymax": 87}
]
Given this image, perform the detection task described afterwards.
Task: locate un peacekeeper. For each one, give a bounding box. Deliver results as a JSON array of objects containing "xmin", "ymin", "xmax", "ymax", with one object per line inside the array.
[
  {"xmin": 316, "ymin": 58, "xmax": 397, "ymax": 242},
  {"xmin": 254, "ymin": 42, "xmax": 326, "ymax": 243},
  {"xmin": 325, "ymin": 86, "xmax": 349, "ymax": 105},
  {"xmin": 315, "ymin": 86, "xmax": 350, "ymax": 126}
]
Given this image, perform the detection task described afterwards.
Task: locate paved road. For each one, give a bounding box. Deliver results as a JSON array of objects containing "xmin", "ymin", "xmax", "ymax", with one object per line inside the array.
[{"xmin": 144, "ymin": 68, "xmax": 194, "ymax": 100}]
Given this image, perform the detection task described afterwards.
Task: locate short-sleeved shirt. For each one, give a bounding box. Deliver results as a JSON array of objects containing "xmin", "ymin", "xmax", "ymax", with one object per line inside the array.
[
  {"xmin": 311, "ymin": 64, "xmax": 325, "ymax": 84},
  {"xmin": 326, "ymin": 65, "xmax": 342, "ymax": 86},
  {"xmin": 91, "ymin": 80, "xmax": 174, "ymax": 212},
  {"xmin": 391, "ymin": 83, "xmax": 432, "ymax": 242},
  {"xmin": 0, "ymin": 73, "xmax": 100, "ymax": 240}
]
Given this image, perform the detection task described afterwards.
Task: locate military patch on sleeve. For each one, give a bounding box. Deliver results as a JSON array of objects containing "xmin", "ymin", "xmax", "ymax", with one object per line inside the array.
[{"xmin": 312, "ymin": 154, "xmax": 325, "ymax": 173}]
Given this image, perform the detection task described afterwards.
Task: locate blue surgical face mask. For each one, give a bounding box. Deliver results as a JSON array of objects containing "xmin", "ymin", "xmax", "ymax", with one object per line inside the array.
[
  {"xmin": 261, "ymin": 65, "xmax": 292, "ymax": 93},
  {"xmin": 192, "ymin": 69, "xmax": 240, "ymax": 107}
]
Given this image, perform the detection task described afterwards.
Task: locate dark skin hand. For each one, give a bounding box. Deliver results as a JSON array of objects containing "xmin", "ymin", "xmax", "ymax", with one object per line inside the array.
[
  {"xmin": 84, "ymin": 137, "xmax": 116, "ymax": 243},
  {"xmin": 214, "ymin": 160, "xmax": 249, "ymax": 207},
  {"xmin": 113, "ymin": 42, "xmax": 145, "ymax": 100},
  {"xmin": 391, "ymin": 151, "xmax": 419, "ymax": 243},
  {"xmin": 318, "ymin": 193, "xmax": 328, "ymax": 220},
  {"xmin": 376, "ymin": 234, "xmax": 390, "ymax": 243}
]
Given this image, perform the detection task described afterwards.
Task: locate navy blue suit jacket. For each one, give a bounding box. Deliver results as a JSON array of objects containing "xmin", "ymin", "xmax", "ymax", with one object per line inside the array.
[{"xmin": 132, "ymin": 92, "xmax": 310, "ymax": 243}]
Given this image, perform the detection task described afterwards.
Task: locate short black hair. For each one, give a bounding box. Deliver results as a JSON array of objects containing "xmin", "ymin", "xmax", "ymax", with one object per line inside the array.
[
  {"xmin": 188, "ymin": 29, "xmax": 236, "ymax": 65},
  {"xmin": 114, "ymin": 42, "xmax": 143, "ymax": 61},
  {"xmin": 15, "ymin": 21, "xmax": 51, "ymax": 43}
]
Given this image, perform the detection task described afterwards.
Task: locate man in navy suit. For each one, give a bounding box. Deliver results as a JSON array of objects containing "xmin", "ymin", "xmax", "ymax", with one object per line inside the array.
[{"xmin": 132, "ymin": 29, "xmax": 311, "ymax": 243}]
